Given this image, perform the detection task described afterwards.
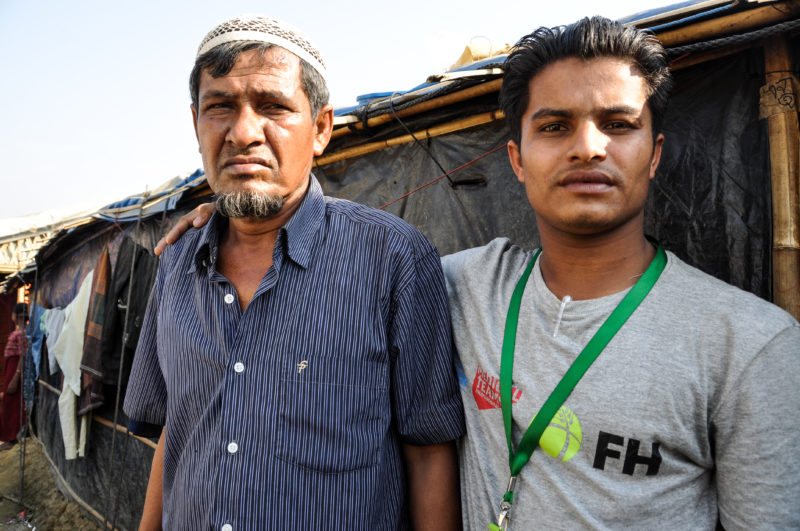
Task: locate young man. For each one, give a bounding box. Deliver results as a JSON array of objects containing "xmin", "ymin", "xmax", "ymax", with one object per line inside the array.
[
  {"xmin": 124, "ymin": 15, "xmax": 464, "ymax": 531},
  {"xmin": 444, "ymin": 16, "xmax": 800, "ymax": 530}
]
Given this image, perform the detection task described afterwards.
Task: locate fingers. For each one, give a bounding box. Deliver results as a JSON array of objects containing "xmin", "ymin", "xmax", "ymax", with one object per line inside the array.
[{"xmin": 154, "ymin": 202, "xmax": 216, "ymax": 256}]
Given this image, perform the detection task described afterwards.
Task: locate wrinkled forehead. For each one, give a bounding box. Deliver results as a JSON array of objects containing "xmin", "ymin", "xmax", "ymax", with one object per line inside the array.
[{"xmin": 197, "ymin": 47, "xmax": 303, "ymax": 95}]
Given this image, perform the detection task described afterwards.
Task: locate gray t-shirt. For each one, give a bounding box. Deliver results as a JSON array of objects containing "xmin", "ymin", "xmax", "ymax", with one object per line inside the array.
[{"xmin": 442, "ymin": 238, "xmax": 800, "ymax": 530}]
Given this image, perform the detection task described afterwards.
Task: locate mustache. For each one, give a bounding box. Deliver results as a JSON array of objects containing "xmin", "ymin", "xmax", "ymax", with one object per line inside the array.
[
  {"xmin": 219, "ymin": 147, "xmax": 276, "ymax": 169},
  {"xmin": 555, "ymin": 164, "xmax": 620, "ymax": 186}
]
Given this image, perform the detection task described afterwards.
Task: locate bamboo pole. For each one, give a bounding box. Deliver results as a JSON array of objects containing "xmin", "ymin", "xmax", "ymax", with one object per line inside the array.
[
  {"xmin": 316, "ymin": 110, "xmax": 505, "ymax": 167},
  {"xmin": 657, "ymin": 0, "xmax": 800, "ymax": 47},
  {"xmin": 670, "ymin": 41, "xmax": 754, "ymax": 71},
  {"xmin": 763, "ymin": 35, "xmax": 800, "ymax": 320},
  {"xmin": 37, "ymin": 379, "xmax": 158, "ymax": 449},
  {"xmin": 329, "ymin": 78, "xmax": 503, "ymax": 141}
]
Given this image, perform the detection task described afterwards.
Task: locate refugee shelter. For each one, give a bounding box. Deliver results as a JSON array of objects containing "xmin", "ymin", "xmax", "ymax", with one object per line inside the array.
[{"xmin": 0, "ymin": 1, "xmax": 797, "ymax": 528}]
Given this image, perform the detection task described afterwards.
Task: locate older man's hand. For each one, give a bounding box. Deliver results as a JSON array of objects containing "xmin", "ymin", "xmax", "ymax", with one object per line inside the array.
[{"xmin": 154, "ymin": 202, "xmax": 217, "ymax": 255}]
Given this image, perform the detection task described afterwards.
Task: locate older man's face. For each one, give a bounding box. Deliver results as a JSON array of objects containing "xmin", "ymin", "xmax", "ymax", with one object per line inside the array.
[{"xmin": 192, "ymin": 47, "xmax": 331, "ymax": 214}]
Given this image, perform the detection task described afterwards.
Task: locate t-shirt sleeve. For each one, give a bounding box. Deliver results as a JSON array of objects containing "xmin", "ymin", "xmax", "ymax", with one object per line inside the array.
[
  {"xmin": 389, "ymin": 246, "xmax": 465, "ymax": 445},
  {"xmin": 122, "ymin": 255, "xmax": 168, "ymax": 438},
  {"xmin": 713, "ymin": 323, "xmax": 800, "ymax": 529}
]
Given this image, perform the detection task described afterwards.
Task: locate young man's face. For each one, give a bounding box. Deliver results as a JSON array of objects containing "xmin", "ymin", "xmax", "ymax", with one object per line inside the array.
[{"xmin": 508, "ymin": 57, "xmax": 663, "ymax": 239}]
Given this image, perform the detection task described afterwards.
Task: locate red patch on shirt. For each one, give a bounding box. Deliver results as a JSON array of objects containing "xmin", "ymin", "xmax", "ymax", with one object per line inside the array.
[{"xmin": 472, "ymin": 366, "xmax": 521, "ymax": 410}]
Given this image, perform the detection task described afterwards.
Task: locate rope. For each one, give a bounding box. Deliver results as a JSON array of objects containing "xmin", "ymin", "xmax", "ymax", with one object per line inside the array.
[
  {"xmin": 667, "ymin": 18, "xmax": 800, "ymax": 57},
  {"xmin": 379, "ymin": 143, "xmax": 506, "ymax": 210}
]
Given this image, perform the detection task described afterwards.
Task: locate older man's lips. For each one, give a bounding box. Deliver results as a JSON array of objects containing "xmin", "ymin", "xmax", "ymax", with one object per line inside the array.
[
  {"xmin": 559, "ymin": 171, "xmax": 615, "ymax": 193},
  {"xmin": 223, "ymin": 157, "xmax": 269, "ymax": 174}
]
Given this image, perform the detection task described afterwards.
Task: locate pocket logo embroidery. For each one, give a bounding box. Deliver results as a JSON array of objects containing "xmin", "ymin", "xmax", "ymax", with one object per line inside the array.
[{"xmin": 297, "ymin": 360, "xmax": 308, "ymax": 374}]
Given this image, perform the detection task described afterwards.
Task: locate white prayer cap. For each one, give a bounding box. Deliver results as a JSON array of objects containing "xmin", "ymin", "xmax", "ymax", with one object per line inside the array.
[{"xmin": 197, "ymin": 15, "xmax": 327, "ymax": 83}]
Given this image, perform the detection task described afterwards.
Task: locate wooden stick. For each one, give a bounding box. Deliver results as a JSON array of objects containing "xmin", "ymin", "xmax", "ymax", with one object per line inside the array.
[
  {"xmin": 657, "ymin": 0, "xmax": 800, "ymax": 47},
  {"xmin": 37, "ymin": 379, "xmax": 157, "ymax": 450},
  {"xmin": 316, "ymin": 110, "xmax": 505, "ymax": 167},
  {"xmin": 94, "ymin": 416, "xmax": 158, "ymax": 450},
  {"xmin": 329, "ymin": 78, "xmax": 503, "ymax": 141},
  {"xmin": 763, "ymin": 35, "xmax": 800, "ymax": 320}
]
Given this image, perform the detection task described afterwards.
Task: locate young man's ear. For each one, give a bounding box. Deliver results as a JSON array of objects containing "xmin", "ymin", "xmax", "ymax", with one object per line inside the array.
[
  {"xmin": 649, "ymin": 133, "xmax": 665, "ymax": 180},
  {"xmin": 507, "ymin": 139, "xmax": 525, "ymax": 184}
]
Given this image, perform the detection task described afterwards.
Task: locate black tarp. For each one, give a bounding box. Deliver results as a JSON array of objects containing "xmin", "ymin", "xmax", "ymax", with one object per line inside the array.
[{"xmin": 318, "ymin": 47, "xmax": 777, "ymax": 300}]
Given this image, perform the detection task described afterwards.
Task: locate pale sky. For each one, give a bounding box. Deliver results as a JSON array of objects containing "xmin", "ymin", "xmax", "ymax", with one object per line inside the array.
[{"xmin": 0, "ymin": 0, "xmax": 676, "ymax": 222}]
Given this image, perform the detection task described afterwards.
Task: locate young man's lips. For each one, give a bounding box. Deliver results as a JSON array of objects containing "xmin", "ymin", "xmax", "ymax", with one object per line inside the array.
[{"xmin": 559, "ymin": 171, "xmax": 615, "ymax": 192}]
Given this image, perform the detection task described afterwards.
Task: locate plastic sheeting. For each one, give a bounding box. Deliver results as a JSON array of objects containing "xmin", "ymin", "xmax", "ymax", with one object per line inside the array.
[
  {"xmin": 36, "ymin": 385, "xmax": 152, "ymax": 531},
  {"xmin": 318, "ymin": 47, "xmax": 775, "ymax": 301}
]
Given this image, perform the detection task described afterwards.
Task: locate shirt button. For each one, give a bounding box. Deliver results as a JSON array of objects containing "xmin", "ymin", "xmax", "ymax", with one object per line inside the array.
[
  {"xmin": 221, "ymin": 524, "xmax": 233, "ymax": 531},
  {"xmin": 234, "ymin": 362, "xmax": 244, "ymax": 373},
  {"xmin": 227, "ymin": 441, "xmax": 239, "ymax": 454},
  {"xmin": 224, "ymin": 293, "xmax": 235, "ymax": 304}
]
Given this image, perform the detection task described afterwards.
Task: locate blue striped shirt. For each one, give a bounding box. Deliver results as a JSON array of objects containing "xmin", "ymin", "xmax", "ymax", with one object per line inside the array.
[{"xmin": 123, "ymin": 176, "xmax": 465, "ymax": 531}]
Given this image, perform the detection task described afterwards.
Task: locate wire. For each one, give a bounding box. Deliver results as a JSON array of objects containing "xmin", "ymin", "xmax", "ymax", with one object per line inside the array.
[
  {"xmin": 379, "ymin": 143, "xmax": 506, "ymax": 210},
  {"xmin": 388, "ymin": 93, "xmax": 455, "ymax": 185}
]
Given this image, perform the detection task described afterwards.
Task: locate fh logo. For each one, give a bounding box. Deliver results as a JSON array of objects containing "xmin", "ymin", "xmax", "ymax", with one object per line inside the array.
[{"xmin": 297, "ymin": 360, "xmax": 308, "ymax": 374}]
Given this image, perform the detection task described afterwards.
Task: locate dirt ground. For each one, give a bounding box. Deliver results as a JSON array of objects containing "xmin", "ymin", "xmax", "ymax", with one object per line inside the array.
[{"xmin": 0, "ymin": 438, "xmax": 101, "ymax": 530}]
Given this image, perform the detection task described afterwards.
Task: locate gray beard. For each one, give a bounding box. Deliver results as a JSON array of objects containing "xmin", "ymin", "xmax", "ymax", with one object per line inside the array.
[{"xmin": 214, "ymin": 190, "xmax": 285, "ymax": 219}]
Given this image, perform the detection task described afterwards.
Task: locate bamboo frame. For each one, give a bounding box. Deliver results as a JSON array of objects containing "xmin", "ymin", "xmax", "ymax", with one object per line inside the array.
[
  {"xmin": 37, "ymin": 379, "xmax": 158, "ymax": 449},
  {"xmin": 329, "ymin": 78, "xmax": 503, "ymax": 141},
  {"xmin": 657, "ymin": 0, "xmax": 800, "ymax": 47},
  {"xmin": 315, "ymin": 110, "xmax": 505, "ymax": 167},
  {"xmin": 670, "ymin": 41, "xmax": 755, "ymax": 71},
  {"xmin": 763, "ymin": 35, "xmax": 800, "ymax": 320}
]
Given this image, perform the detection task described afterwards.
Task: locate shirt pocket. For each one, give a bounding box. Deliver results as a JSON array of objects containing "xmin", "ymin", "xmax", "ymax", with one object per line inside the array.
[{"xmin": 276, "ymin": 356, "xmax": 389, "ymax": 473}]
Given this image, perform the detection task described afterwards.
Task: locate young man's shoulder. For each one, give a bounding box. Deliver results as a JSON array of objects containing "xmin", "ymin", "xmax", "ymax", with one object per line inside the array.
[
  {"xmin": 441, "ymin": 237, "xmax": 534, "ymax": 289},
  {"xmin": 662, "ymin": 251, "xmax": 798, "ymax": 331}
]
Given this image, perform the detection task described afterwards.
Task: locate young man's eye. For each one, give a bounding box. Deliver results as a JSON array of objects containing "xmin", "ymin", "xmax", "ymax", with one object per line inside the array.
[
  {"xmin": 540, "ymin": 123, "xmax": 566, "ymax": 133},
  {"xmin": 605, "ymin": 121, "xmax": 634, "ymax": 130}
]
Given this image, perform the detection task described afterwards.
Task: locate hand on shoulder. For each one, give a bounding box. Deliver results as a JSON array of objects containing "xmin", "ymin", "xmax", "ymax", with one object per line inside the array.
[{"xmin": 154, "ymin": 202, "xmax": 216, "ymax": 255}]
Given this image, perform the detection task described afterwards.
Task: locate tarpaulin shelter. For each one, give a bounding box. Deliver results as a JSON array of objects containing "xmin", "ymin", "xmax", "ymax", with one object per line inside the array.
[{"xmin": 1, "ymin": 1, "xmax": 798, "ymax": 528}]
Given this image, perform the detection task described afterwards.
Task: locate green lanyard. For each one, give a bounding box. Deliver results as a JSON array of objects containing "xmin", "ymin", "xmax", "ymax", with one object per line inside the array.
[{"xmin": 491, "ymin": 245, "xmax": 667, "ymax": 531}]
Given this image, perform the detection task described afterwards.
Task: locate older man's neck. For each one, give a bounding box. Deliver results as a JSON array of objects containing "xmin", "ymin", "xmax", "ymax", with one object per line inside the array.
[
  {"xmin": 217, "ymin": 202, "xmax": 301, "ymax": 311},
  {"xmin": 538, "ymin": 221, "xmax": 656, "ymax": 301}
]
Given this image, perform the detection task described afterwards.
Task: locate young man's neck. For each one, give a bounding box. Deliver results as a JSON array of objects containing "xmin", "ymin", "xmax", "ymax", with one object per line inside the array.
[{"xmin": 537, "ymin": 220, "xmax": 656, "ymax": 301}]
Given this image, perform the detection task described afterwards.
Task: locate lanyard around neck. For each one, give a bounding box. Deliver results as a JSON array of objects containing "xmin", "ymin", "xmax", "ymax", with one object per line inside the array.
[{"xmin": 499, "ymin": 245, "xmax": 667, "ymax": 503}]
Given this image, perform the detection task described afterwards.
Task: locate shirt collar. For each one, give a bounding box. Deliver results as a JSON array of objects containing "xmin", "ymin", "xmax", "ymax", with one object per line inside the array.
[
  {"xmin": 189, "ymin": 174, "xmax": 326, "ymax": 273},
  {"xmin": 282, "ymin": 174, "xmax": 326, "ymax": 269},
  {"xmin": 190, "ymin": 212, "xmax": 225, "ymax": 274}
]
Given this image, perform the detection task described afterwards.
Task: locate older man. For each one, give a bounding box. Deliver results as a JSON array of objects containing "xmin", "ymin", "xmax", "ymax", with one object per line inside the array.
[{"xmin": 124, "ymin": 16, "xmax": 464, "ymax": 531}]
